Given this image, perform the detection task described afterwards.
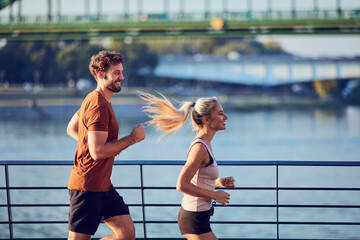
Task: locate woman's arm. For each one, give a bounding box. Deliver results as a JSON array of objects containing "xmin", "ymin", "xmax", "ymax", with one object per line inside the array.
[{"xmin": 176, "ymin": 143, "xmax": 230, "ymax": 206}]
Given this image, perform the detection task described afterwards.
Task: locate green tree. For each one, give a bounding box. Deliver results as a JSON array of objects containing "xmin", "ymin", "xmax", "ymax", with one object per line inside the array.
[
  {"xmin": 110, "ymin": 40, "xmax": 158, "ymax": 87},
  {"xmin": 74, "ymin": 44, "xmax": 103, "ymax": 80},
  {"xmin": 139, "ymin": 38, "xmax": 216, "ymax": 55},
  {"xmin": 56, "ymin": 42, "xmax": 103, "ymax": 84},
  {"xmin": 21, "ymin": 41, "xmax": 64, "ymax": 84},
  {"xmin": 0, "ymin": 41, "xmax": 32, "ymax": 84},
  {"xmin": 263, "ymin": 39, "xmax": 284, "ymax": 54},
  {"xmin": 56, "ymin": 46, "xmax": 78, "ymax": 81}
]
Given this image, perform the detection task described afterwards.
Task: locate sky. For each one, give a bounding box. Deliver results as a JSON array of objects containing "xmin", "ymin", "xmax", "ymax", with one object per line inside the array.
[
  {"xmin": 1, "ymin": 0, "xmax": 360, "ymax": 57},
  {"xmin": 257, "ymin": 35, "xmax": 360, "ymax": 57}
]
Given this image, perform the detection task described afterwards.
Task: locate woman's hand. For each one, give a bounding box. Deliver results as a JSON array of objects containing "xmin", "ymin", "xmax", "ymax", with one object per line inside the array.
[
  {"xmin": 213, "ymin": 190, "xmax": 230, "ymax": 206},
  {"xmin": 219, "ymin": 176, "xmax": 236, "ymax": 188}
]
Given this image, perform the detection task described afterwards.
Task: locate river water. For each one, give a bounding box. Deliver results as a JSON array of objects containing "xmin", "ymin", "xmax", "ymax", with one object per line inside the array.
[{"xmin": 0, "ymin": 104, "xmax": 360, "ymax": 239}]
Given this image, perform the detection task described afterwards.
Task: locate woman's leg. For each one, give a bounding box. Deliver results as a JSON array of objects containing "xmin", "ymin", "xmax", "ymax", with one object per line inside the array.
[{"xmin": 183, "ymin": 231, "xmax": 217, "ymax": 240}]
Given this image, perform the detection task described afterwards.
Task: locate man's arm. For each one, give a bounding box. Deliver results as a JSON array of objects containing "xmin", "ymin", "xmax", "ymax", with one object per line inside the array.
[
  {"xmin": 88, "ymin": 124, "xmax": 145, "ymax": 160},
  {"xmin": 67, "ymin": 112, "xmax": 79, "ymax": 141}
]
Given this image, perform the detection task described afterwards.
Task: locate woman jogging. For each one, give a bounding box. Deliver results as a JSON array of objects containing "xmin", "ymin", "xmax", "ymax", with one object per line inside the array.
[{"xmin": 138, "ymin": 91, "xmax": 235, "ymax": 240}]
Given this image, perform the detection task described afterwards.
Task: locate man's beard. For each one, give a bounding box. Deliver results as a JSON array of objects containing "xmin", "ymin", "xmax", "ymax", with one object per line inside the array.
[{"xmin": 106, "ymin": 81, "xmax": 121, "ymax": 93}]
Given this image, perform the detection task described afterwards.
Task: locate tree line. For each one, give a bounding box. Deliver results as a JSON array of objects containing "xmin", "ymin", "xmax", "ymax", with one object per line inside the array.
[
  {"xmin": 0, "ymin": 39, "xmax": 158, "ymax": 87},
  {"xmin": 0, "ymin": 37, "xmax": 287, "ymax": 87}
]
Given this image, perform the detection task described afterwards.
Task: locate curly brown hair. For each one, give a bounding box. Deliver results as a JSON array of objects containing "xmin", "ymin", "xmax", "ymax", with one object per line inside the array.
[{"xmin": 89, "ymin": 50, "xmax": 124, "ymax": 79}]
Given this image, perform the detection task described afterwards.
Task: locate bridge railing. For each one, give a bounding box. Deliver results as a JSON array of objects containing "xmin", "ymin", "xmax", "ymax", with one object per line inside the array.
[
  {"xmin": 1, "ymin": 9, "xmax": 359, "ymax": 25},
  {"xmin": 0, "ymin": 160, "xmax": 360, "ymax": 240}
]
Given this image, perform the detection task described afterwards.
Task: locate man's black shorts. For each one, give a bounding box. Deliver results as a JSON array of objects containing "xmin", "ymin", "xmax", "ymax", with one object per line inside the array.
[{"xmin": 68, "ymin": 187, "xmax": 130, "ymax": 235}]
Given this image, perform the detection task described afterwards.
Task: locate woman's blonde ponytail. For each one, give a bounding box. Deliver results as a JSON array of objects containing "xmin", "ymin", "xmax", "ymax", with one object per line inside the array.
[{"xmin": 137, "ymin": 91, "xmax": 194, "ymax": 140}]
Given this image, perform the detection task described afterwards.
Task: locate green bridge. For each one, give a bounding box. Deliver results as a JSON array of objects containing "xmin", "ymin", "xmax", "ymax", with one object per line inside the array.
[{"xmin": 0, "ymin": 0, "xmax": 359, "ymax": 41}]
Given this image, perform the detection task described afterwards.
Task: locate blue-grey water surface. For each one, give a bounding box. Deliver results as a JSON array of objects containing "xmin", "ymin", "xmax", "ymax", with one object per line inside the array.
[{"xmin": 0, "ymin": 105, "xmax": 360, "ymax": 239}]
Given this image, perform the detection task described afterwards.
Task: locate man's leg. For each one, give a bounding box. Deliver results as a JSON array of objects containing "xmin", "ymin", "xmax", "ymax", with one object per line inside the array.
[
  {"xmin": 68, "ymin": 231, "xmax": 91, "ymax": 240},
  {"xmin": 100, "ymin": 214, "xmax": 135, "ymax": 240}
]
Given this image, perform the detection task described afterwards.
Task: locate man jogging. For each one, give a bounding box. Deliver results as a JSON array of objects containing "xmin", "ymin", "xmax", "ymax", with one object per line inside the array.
[{"xmin": 66, "ymin": 50, "xmax": 145, "ymax": 240}]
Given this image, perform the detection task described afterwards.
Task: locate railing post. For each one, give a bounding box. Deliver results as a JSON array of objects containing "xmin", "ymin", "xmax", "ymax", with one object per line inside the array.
[
  {"xmin": 47, "ymin": 0, "xmax": 52, "ymax": 23},
  {"xmin": 313, "ymin": 0, "xmax": 319, "ymax": 18},
  {"xmin": 5, "ymin": 165, "xmax": 14, "ymax": 239},
  {"xmin": 124, "ymin": 0, "xmax": 129, "ymax": 20},
  {"xmin": 139, "ymin": 164, "xmax": 147, "ymax": 239},
  {"xmin": 247, "ymin": 0, "xmax": 252, "ymax": 19},
  {"xmin": 336, "ymin": 0, "xmax": 342, "ymax": 18},
  {"xmin": 9, "ymin": 0, "xmax": 14, "ymax": 24},
  {"xmin": 56, "ymin": 0, "xmax": 61, "ymax": 22},
  {"xmin": 276, "ymin": 165, "xmax": 279, "ymax": 239},
  {"xmin": 291, "ymin": 0, "xmax": 296, "ymax": 19},
  {"xmin": 137, "ymin": 0, "xmax": 142, "ymax": 19},
  {"xmin": 17, "ymin": 0, "xmax": 22, "ymax": 23},
  {"xmin": 97, "ymin": 0, "xmax": 102, "ymax": 21}
]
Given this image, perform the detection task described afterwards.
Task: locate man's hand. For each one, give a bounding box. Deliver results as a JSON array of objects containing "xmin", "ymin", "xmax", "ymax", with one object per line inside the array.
[{"xmin": 130, "ymin": 124, "xmax": 145, "ymax": 143}]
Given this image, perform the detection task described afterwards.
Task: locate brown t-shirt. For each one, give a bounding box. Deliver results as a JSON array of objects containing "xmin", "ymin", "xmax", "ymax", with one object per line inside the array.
[{"xmin": 68, "ymin": 91, "xmax": 119, "ymax": 192}]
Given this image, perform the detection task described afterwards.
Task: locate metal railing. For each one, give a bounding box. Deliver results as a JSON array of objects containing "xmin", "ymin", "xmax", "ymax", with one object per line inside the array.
[
  {"xmin": 1, "ymin": 10, "xmax": 359, "ymax": 25},
  {"xmin": 1, "ymin": 160, "xmax": 360, "ymax": 240},
  {"xmin": 1, "ymin": 8, "xmax": 360, "ymax": 40}
]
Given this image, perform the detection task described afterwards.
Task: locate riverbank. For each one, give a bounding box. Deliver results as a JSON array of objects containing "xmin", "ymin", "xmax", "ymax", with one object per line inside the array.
[
  {"xmin": 0, "ymin": 86, "xmax": 344, "ymax": 109},
  {"xmin": 228, "ymin": 95, "xmax": 344, "ymax": 111}
]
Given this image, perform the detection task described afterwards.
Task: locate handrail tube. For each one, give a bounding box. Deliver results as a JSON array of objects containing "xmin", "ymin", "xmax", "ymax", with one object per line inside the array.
[
  {"xmin": 0, "ymin": 239, "xmax": 352, "ymax": 240},
  {"xmin": 1, "ymin": 160, "xmax": 360, "ymax": 166},
  {"xmin": 0, "ymin": 238, "xmax": 350, "ymax": 240},
  {"xmin": 2, "ymin": 186, "xmax": 360, "ymax": 191},
  {"xmin": 1, "ymin": 221, "xmax": 360, "ymax": 225},
  {"xmin": 2, "ymin": 220, "xmax": 360, "ymax": 226},
  {"xmin": 1, "ymin": 203, "xmax": 360, "ymax": 208}
]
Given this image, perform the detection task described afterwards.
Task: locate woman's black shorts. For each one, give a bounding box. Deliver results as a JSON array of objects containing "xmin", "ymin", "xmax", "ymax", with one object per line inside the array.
[
  {"xmin": 178, "ymin": 207, "xmax": 212, "ymax": 235},
  {"xmin": 68, "ymin": 187, "xmax": 130, "ymax": 235}
]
